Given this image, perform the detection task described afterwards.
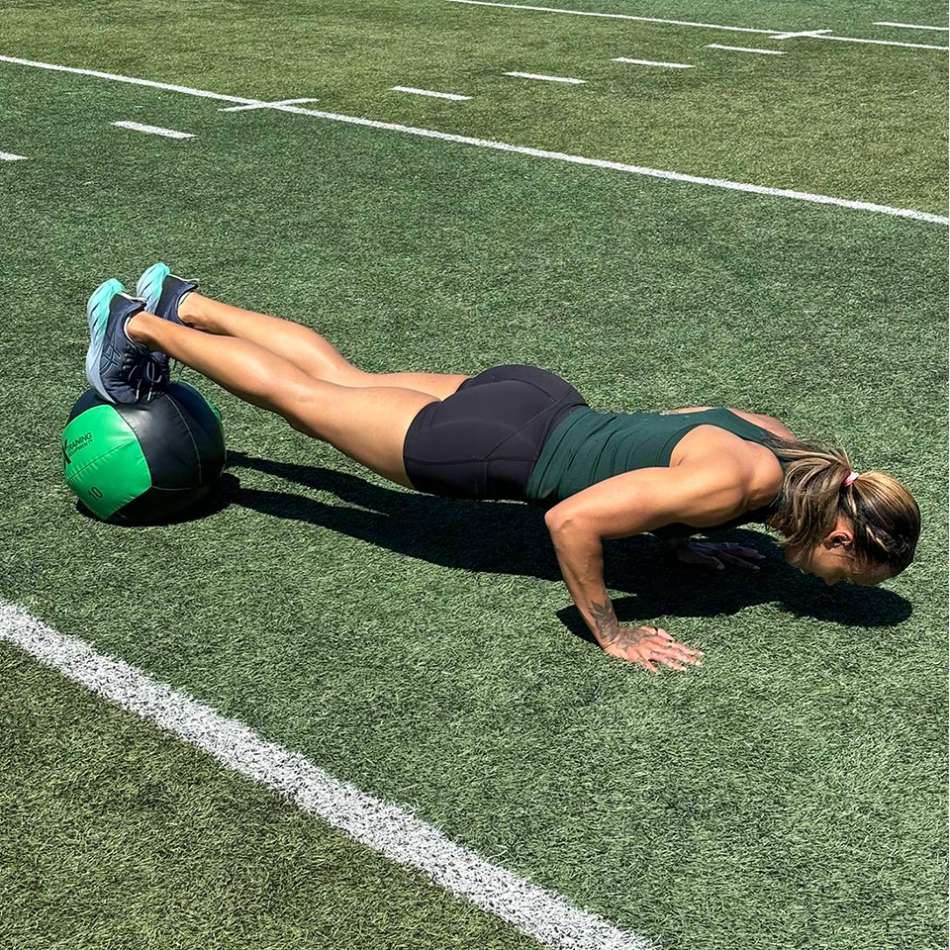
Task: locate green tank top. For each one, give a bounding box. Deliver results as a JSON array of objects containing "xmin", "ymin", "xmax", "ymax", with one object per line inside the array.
[{"xmin": 524, "ymin": 406, "xmax": 785, "ymax": 535}]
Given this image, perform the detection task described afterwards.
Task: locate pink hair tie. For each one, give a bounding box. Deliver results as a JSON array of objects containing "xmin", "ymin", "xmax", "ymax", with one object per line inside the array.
[{"xmin": 843, "ymin": 471, "xmax": 860, "ymax": 487}]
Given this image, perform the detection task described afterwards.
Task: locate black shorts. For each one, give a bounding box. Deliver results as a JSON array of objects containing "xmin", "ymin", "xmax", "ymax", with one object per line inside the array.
[{"xmin": 402, "ymin": 364, "xmax": 587, "ymax": 501}]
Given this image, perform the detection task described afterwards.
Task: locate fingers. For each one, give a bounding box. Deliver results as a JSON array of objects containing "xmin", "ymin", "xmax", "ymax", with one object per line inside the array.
[
  {"xmin": 718, "ymin": 552, "xmax": 760, "ymax": 571},
  {"xmin": 723, "ymin": 545, "xmax": 766, "ymax": 560},
  {"xmin": 631, "ymin": 645, "xmax": 702, "ymax": 673},
  {"xmin": 606, "ymin": 627, "xmax": 704, "ymax": 673},
  {"xmin": 648, "ymin": 628, "xmax": 703, "ymax": 662},
  {"xmin": 662, "ymin": 643, "xmax": 703, "ymax": 663}
]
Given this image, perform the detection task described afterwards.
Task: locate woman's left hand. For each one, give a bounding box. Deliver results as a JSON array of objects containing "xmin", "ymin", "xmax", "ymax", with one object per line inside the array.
[{"xmin": 672, "ymin": 540, "xmax": 766, "ymax": 571}]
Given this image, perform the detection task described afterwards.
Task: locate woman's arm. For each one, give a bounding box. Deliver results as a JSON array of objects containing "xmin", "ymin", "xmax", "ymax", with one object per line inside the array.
[{"xmin": 543, "ymin": 460, "xmax": 749, "ymax": 667}]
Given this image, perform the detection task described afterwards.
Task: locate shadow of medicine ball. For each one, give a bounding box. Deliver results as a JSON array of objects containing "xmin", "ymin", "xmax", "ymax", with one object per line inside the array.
[{"xmin": 62, "ymin": 382, "xmax": 226, "ymax": 525}]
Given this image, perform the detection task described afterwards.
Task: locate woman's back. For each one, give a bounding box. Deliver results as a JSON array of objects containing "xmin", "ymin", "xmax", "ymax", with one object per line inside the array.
[{"xmin": 525, "ymin": 406, "xmax": 785, "ymax": 517}]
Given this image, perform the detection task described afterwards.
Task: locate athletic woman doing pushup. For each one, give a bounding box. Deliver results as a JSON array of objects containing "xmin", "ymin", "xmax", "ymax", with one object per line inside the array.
[{"xmin": 84, "ymin": 265, "xmax": 921, "ymax": 673}]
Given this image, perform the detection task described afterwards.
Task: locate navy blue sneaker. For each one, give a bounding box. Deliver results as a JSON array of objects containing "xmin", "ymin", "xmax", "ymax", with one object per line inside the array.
[
  {"xmin": 135, "ymin": 262, "xmax": 198, "ymax": 326},
  {"xmin": 85, "ymin": 279, "xmax": 166, "ymax": 403}
]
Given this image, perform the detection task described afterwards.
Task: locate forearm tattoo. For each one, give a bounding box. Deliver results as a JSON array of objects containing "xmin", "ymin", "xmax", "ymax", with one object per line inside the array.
[{"xmin": 589, "ymin": 600, "xmax": 650, "ymax": 649}]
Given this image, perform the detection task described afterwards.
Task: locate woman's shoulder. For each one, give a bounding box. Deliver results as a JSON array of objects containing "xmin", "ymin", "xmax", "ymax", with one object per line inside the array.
[
  {"xmin": 724, "ymin": 408, "xmax": 797, "ymax": 442},
  {"xmin": 660, "ymin": 405, "xmax": 795, "ymax": 440}
]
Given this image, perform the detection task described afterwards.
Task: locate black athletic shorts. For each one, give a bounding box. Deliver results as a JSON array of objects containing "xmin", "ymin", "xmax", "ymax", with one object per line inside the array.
[{"xmin": 402, "ymin": 364, "xmax": 587, "ymax": 501}]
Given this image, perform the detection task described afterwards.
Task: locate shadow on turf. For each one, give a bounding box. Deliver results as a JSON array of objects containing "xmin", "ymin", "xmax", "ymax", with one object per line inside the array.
[{"xmin": 224, "ymin": 452, "xmax": 912, "ymax": 634}]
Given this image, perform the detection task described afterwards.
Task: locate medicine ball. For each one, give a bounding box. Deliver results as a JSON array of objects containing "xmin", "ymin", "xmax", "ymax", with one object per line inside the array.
[{"xmin": 62, "ymin": 381, "xmax": 226, "ymax": 524}]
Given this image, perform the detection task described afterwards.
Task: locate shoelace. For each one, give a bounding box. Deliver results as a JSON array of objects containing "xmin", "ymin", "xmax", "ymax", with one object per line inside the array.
[{"xmin": 134, "ymin": 355, "xmax": 170, "ymax": 403}]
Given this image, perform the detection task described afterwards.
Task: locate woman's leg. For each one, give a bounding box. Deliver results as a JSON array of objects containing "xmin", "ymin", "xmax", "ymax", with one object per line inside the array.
[
  {"xmin": 127, "ymin": 311, "xmax": 435, "ymax": 489},
  {"xmin": 178, "ymin": 293, "xmax": 471, "ymax": 400}
]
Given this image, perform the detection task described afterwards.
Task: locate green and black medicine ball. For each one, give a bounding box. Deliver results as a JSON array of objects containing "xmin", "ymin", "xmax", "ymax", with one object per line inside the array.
[{"xmin": 62, "ymin": 381, "xmax": 226, "ymax": 524}]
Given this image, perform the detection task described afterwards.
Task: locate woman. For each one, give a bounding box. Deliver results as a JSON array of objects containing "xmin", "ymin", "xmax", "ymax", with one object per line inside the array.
[{"xmin": 85, "ymin": 264, "xmax": 921, "ymax": 673}]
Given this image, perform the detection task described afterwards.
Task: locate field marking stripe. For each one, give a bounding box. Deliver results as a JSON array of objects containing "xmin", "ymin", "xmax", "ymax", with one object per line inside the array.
[
  {"xmin": 503, "ymin": 71, "xmax": 586, "ymax": 83},
  {"xmin": 612, "ymin": 57, "xmax": 693, "ymax": 69},
  {"xmin": 873, "ymin": 22, "xmax": 949, "ymax": 32},
  {"xmin": 112, "ymin": 120, "xmax": 193, "ymax": 139},
  {"xmin": 706, "ymin": 44, "xmax": 785, "ymax": 55},
  {"xmin": 0, "ymin": 150, "xmax": 27, "ymax": 160},
  {"xmin": 220, "ymin": 97, "xmax": 319, "ymax": 112},
  {"xmin": 391, "ymin": 85, "xmax": 473, "ymax": 100},
  {"xmin": 0, "ymin": 600, "xmax": 654, "ymax": 950},
  {"xmin": 1, "ymin": 53, "xmax": 947, "ymax": 226},
  {"xmin": 772, "ymin": 29, "xmax": 831, "ymax": 40},
  {"xmin": 0, "ymin": 53, "xmax": 257, "ymax": 103},
  {"xmin": 447, "ymin": 1, "xmax": 950, "ymax": 50},
  {"xmin": 815, "ymin": 34, "xmax": 949, "ymax": 51},
  {"xmin": 447, "ymin": 0, "xmax": 783, "ymax": 34}
]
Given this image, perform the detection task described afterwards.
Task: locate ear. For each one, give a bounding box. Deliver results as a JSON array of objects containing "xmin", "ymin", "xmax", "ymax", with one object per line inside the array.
[{"xmin": 826, "ymin": 527, "xmax": 854, "ymax": 550}]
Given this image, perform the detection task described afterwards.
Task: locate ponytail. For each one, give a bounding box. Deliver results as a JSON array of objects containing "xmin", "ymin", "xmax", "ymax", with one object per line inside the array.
[{"xmin": 765, "ymin": 438, "xmax": 920, "ymax": 575}]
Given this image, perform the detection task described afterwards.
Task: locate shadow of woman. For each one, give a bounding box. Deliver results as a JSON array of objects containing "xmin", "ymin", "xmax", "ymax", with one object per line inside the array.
[{"xmin": 222, "ymin": 451, "xmax": 912, "ymax": 639}]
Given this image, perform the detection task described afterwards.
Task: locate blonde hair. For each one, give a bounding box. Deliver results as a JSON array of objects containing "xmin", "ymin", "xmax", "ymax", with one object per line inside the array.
[{"xmin": 764, "ymin": 438, "xmax": 920, "ymax": 575}]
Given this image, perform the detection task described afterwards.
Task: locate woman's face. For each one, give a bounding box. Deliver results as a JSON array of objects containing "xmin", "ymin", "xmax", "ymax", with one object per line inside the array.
[{"xmin": 788, "ymin": 516, "xmax": 891, "ymax": 587}]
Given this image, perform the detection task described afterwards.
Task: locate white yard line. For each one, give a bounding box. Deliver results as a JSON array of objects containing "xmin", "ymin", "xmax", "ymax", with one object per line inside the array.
[
  {"xmin": 0, "ymin": 150, "xmax": 27, "ymax": 160},
  {"xmin": 772, "ymin": 29, "xmax": 831, "ymax": 40},
  {"xmin": 446, "ymin": 0, "xmax": 950, "ymax": 51},
  {"xmin": 391, "ymin": 85, "xmax": 472, "ymax": 101},
  {"xmin": 816, "ymin": 34, "xmax": 948, "ymax": 51},
  {"xmin": 112, "ymin": 120, "xmax": 193, "ymax": 139},
  {"xmin": 0, "ymin": 54, "xmax": 256, "ymax": 103},
  {"xmin": 0, "ymin": 601, "xmax": 654, "ymax": 950},
  {"xmin": 706, "ymin": 44, "xmax": 785, "ymax": 55},
  {"xmin": 447, "ymin": 0, "xmax": 783, "ymax": 34},
  {"xmin": 612, "ymin": 57, "xmax": 693, "ymax": 69},
  {"xmin": 503, "ymin": 71, "xmax": 586, "ymax": 84},
  {"xmin": 219, "ymin": 97, "xmax": 319, "ymax": 112},
  {"xmin": 0, "ymin": 53, "xmax": 946, "ymax": 226},
  {"xmin": 873, "ymin": 22, "xmax": 949, "ymax": 32}
]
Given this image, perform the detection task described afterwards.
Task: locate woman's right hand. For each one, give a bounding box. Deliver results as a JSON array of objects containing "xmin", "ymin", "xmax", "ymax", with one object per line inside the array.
[{"xmin": 600, "ymin": 625, "xmax": 703, "ymax": 674}]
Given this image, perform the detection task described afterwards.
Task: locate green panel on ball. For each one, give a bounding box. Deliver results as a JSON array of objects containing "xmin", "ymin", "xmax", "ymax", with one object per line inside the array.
[{"xmin": 62, "ymin": 404, "xmax": 152, "ymax": 520}]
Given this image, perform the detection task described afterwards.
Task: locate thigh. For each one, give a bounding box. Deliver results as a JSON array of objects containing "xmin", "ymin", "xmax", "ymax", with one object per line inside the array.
[{"xmin": 285, "ymin": 383, "xmax": 438, "ymax": 489}]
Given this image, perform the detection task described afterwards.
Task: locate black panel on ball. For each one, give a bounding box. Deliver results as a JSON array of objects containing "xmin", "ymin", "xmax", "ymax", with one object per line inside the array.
[
  {"xmin": 115, "ymin": 382, "xmax": 225, "ymax": 491},
  {"xmin": 67, "ymin": 388, "xmax": 106, "ymax": 423},
  {"xmin": 113, "ymin": 482, "xmax": 216, "ymax": 525},
  {"xmin": 167, "ymin": 381, "xmax": 227, "ymax": 485}
]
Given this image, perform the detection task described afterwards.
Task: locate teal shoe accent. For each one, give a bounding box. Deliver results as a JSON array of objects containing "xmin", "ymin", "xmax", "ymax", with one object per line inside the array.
[
  {"xmin": 134, "ymin": 261, "xmax": 197, "ymax": 327},
  {"xmin": 83, "ymin": 279, "xmax": 151, "ymax": 403},
  {"xmin": 135, "ymin": 262, "xmax": 170, "ymax": 314},
  {"xmin": 84, "ymin": 278, "xmax": 126, "ymax": 396}
]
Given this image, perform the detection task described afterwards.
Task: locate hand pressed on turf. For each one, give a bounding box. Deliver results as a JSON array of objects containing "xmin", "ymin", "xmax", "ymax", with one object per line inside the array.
[
  {"xmin": 590, "ymin": 601, "xmax": 703, "ymax": 672},
  {"xmin": 672, "ymin": 540, "xmax": 765, "ymax": 571},
  {"xmin": 600, "ymin": 625, "xmax": 703, "ymax": 673}
]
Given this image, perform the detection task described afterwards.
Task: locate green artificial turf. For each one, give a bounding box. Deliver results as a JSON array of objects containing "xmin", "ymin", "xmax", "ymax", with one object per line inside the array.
[
  {"xmin": 0, "ymin": 0, "xmax": 946, "ymax": 210},
  {"xmin": 0, "ymin": 645, "xmax": 539, "ymax": 950},
  {"xmin": 0, "ymin": 2, "xmax": 947, "ymax": 949}
]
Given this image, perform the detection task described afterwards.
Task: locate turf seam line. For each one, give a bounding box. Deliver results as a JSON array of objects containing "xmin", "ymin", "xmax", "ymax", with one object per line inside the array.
[
  {"xmin": 0, "ymin": 600, "xmax": 655, "ymax": 950},
  {"xmin": 0, "ymin": 53, "xmax": 946, "ymax": 226}
]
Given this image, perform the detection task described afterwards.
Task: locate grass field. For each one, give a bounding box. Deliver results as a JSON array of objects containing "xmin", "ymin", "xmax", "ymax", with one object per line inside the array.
[{"xmin": 1, "ymin": 2, "xmax": 947, "ymax": 948}]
